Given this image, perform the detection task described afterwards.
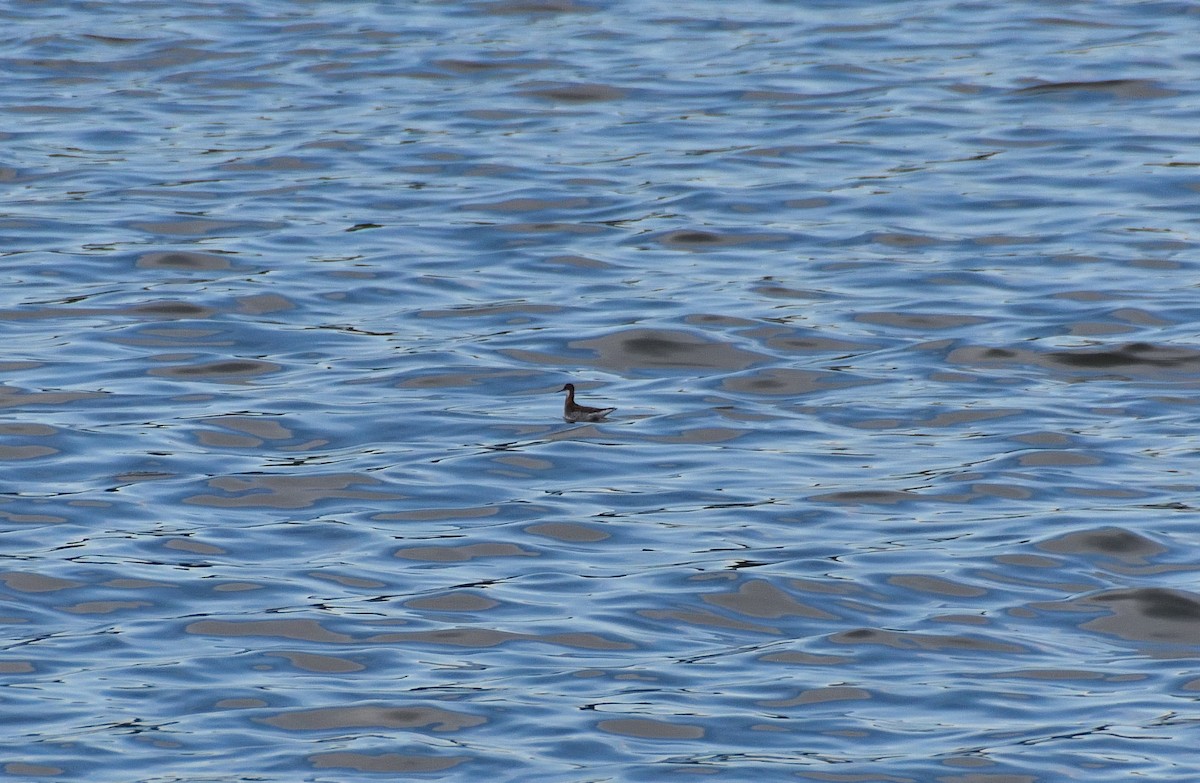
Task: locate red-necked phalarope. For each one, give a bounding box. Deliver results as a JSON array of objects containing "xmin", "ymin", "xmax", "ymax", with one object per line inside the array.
[{"xmin": 558, "ymin": 383, "xmax": 616, "ymax": 422}]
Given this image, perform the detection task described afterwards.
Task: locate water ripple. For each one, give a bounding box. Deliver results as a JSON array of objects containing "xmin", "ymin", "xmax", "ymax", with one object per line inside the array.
[{"xmin": 4, "ymin": 1, "xmax": 1200, "ymax": 780}]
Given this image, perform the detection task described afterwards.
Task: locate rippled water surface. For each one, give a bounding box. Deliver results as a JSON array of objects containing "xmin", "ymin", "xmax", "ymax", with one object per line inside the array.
[{"xmin": 5, "ymin": 1, "xmax": 1200, "ymax": 780}]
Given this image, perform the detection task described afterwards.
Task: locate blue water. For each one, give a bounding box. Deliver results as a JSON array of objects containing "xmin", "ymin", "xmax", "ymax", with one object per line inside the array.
[{"xmin": 4, "ymin": 1, "xmax": 1200, "ymax": 780}]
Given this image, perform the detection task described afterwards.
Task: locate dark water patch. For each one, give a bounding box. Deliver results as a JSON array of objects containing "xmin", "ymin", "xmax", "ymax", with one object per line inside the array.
[
  {"xmin": 394, "ymin": 542, "xmax": 538, "ymax": 562},
  {"xmin": 595, "ymin": 718, "xmax": 704, "ymax": 740},
  {"xmin": 1107, "ymin": 307, "xmax": 1172, "ymax": 327},
  {"xmin": 524, "ymin": 521, "xmax": 610, "ymax": 542},
  {"xmin": 196, "ymin": 415, "xmax": 295, "ymax": 448},
  {"xmin": 853, "ymin": 231, "xmax": 943, "ymax": 249},
  {"xmin": 736, "ymin": 88, "xmax": 809, "ymax": 103},
  {"xmin": 491, "ymin": 450, "xmax": 557, "ymax": 473},
  {"xmin": 855, "ymin": 312, "xmax": 989, "ymax": 330},
  {"xmin": 64, "ymin": 599, "xmax": 152, "ymax": 615},
  {"xmin": 127, "ymin": 217, "xmax": 286, "ymax": 236},
  {"xmin": 1014, "ymin": 79, "xmax": 1179, "ymax": 100},
  {"xmin": 988, "ymin": 668, "xmax": 1141, "ymax": 683},
  {"xmin": 639, "ymin": 607, "xmax": 780, "ymax": 636},
  {"xmin": 758, "ymin": 650, "xmax": 853, "ymax": 666},
  {"xmin": 542, "ymin": 254, "xmax": 618, "ymax": 270},
  {"xmin": 215, "ymin": 697, "xmax": 268, "ymax": 710},
  {"xmin": 0, "ymin": 301, "xmax": 216, "ymax": 322},
  {"xmin": 309, "ymin": 571, "xmax": 386, "ymax": 589},
  {"xmin": 888, "ymin": 575, "xmax": 987, "ymax": 598},
  {"xmin": 432, "ymin": 56, "xmax": 557, "ymax": 76},
  {"xmin": 236, "ymin": 293, "xmax": 296, "ymax": 315},
  {"xmin": 1066, "ymin": 321, "xmax": 1139, "ymax": 337},
  {"xmin": 0, "ymin": 504, "xmax": 70, "ymax": 526},
  {"xmin": 0, "ymin": 444, "xmax": 57, "ymax": 460},
  {"xmin": 187, "ymin": 619, "xmax": 353, "ymax": 643},
  {"xmin": 647, "ymin": 228, "xmax": 793, "ymax": 250},
  {"xmin": 722, "ymin": 368, "xmax": 876, "ymax": 396},
  {"xmin": 0, "ymin": 361, "xmax": 41, "ymax": 373},
  {"xmin": 931, "ymin": 613, "xmax": 990, "ymax": 627},
  {"xmin": 107, "ymin": 325, "xmax": 227, "ymax": 348},
  {"xmin": 1049, "ymin": 342, "xmax": 1200, "ymax": 371},
  {"xmin": 758, "ymin": 686, "xmax": 871, "ymax": 708},
  {"xmin": 925, "ymin": 408, "xmax": 1024, "ymax": 427},
  {"xmin": 965, "ymin": 482, "xmax": 1034, "ymax": 500},
  {"xmin": 267, "ymin": 648, "xmax": 364, "ymax": 672},
  {"xmin": 366, "ymin": 627, "xmax": 635, "ymax": 650},
  {"xmin": 0, "ymin": 572, "xmax": 83, "ymax": 593},
  {"xmin": 0, "ymin": 662, "xmax": 34, "ymax": 675},
  {"xmin": 270, "ymin": 648, "xmax": 362, "ymax": 672},
  {"xmin": 8, "ymin": 104, "xmax": 90, "ymax": 116},
  {"xmin": 809, "ymin": 489, "xmax": 932, "ymax": 505},
  {"xmin": 0, "ymin": 423, "xmax": 56, "ymax": 436},
  {"xmin": 830, "ymin": 628, "xmax": 1026, "ymax": 654},
  {"xmin": 969, "ymin": 232, "xmax": 1041, "ymax": 246},
  {"xmin": 405, "ymin": 591, "xmax": 499, "ymax": 611},
  {"xmin": 494, "ymin": 220, "xmax": 607, "ymax": 236},
  {"xmin": 149, "ymin": 358, "xmax": 282, "ymax": 381},
  {"xmin": 702, "ymin": 579, "xmax": 839, "ymax": 620},
  {"xmin": 310, "ymin": 753, "xmax": 467, "ymax": 773},
  {"xmin": 0, "ymin": 305, "xmax": 104, "ymax": 322},
  {"xmin": 1011, "ymin": 431, "xmax": 1071, "ymax": 447},
  {"xmin": 1076, "ymin": 588, "xmax": 1200, "ymax": 644},
  {"xmin": 263, "ymin": 704, "xmax": 486, "ymax": 732},
  {"xmin": 518, "ymin": 81, "xmax": 625, "ymax": 102},
  {"xmin": 506, "ymin": 328, "xmax": 768, "ymax": 373},
  {"xmin": 746, "ymin": 325, "xmax": 879, "ymax": 355},
  {"xmin": 183, "ymin": 473, "xmax": 400, "ymax": 509},
  {"xmin": 947, "ymin": 342, "xmax": 1200, "ymax": 378},
  {"xmin": 751, "ymin": 284, "xmax": 828, "ymax": 300},
  {"xmin": 685, "ymin": 313, "xmax": 759, "ymax": 328},
  {"xmin": 993, "ymin": 552, "xmax": 1060, "ymax": 566},
  {"xmin": 375, "ymin": 505, "xmax": 500, "ymax": 522},
  {"xmin": 477, "ymin": 1, "xmax": 599, "ymax": 16},
  {"xmin": 395, "ymin": 367, "xmax": 538, "ymax": 389},
  {"xmin": 3, "ymin": 764, "xmax": 63, "ymax": 778},
  {"xmin": 417, "ymin": 302, "xmax": 561, "ymax": 319},
  {"xmin": 460, "ymin": 196, "xmax": 604, "ymax": 213},
  {"xmin": 637, "ymin": 427, "xmax": 745, "ymax": 445},
  {"xmin": 220, "ymin": 156, "xmax": 325, "ymax": 172},
  {"xmin": 164, "ymin": 537, "xmax": 225, "ymax": 555},
  {"xmin": 213, "ymin": 581, "xmax": 260, "ymax": 593},
  {"xmin": 136, "ymin": 250, "xmax": 233, "ymax": 270},
  {"xmin": 1038, "ymin": 526, "xmax": 1166, "ymax": 563},
  {"xmin": 1014, "ymin": 450, "xmax": 1102, "ymax": 467},
  {"xmin": 785, "ymin": 196, "xmax": 835, "ymax": 209},
  {"xmin": 126, "ymin": 301, "xmax": 218, "ymax": 319}
]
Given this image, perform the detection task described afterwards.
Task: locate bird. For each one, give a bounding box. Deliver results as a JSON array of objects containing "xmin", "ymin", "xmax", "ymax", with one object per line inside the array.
[{"xmin": 558, "ymin": 383, "xmax": 615, "ymax": 422}]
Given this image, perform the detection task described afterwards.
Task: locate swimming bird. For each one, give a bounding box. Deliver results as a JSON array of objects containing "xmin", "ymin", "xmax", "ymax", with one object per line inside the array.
[{"xmin": 558, "ymin": 383, "xmax": 615, "ymax": 422}]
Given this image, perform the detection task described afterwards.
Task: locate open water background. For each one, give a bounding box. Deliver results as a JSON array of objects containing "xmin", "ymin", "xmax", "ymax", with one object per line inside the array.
[{"xmin": 4, "ymin": 1, "xmax": 1200, "ymax": 780}]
